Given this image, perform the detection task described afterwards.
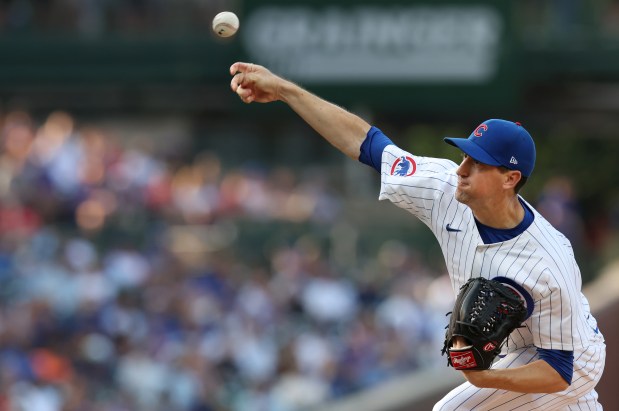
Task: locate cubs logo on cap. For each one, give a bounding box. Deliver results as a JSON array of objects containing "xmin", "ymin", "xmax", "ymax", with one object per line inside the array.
[
  {"xmin": 473, "ymin": 124, "xmax": 488, "ymax": 137},
  {"xmin": 443, "ymin": 119, "xmax": 536, "ymax": 177}
]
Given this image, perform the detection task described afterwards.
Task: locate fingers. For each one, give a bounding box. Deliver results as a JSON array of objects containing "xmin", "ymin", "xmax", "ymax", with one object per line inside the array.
[
  {"xmin": 235, "ymin": 85, "xmax": 254, "ymax": 104},
  {"xmin": 229, "ymin": 62, "xmax": 251, "ymax": 92},
  {"xmin": 229, "ymin": 62, "xmax": 257, "ymax": 103},
  {"xmin": 230, "ymin": 72, "xmax": 243, "ymax": 92},
  {"xmin": 230, "ymin": 67, "xmax": 250, "ymax": 92},
  {"xmin": 229, "ymin": 62, "xmax": 255, "ymax": 76},
  {"xmin": 230, "ymin": 72, "xmax": 254, "ymax": 103}
]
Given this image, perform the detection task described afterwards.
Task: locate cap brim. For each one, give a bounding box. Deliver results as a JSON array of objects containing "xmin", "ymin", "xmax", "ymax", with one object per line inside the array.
[{"xmin": 443, "ymin": 137, "xmax": 502, "ymax": 167}]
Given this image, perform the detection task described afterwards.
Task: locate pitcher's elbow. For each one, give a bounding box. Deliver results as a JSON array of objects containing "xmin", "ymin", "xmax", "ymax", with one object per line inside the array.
[{"xmin": 547, "ymin": 380, "xmax": 570, "ymax": 393}]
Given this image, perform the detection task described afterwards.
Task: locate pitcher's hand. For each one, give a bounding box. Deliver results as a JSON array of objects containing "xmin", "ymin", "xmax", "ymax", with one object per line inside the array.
[{"xmin": 230, "ymin": 62, "xmax": 286, "ymax": 104}]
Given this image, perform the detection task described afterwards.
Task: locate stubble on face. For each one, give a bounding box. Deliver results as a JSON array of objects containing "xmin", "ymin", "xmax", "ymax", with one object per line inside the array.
[{"xmin": 455, "ymin": 180, "xmax": 472, "ymax": 205}]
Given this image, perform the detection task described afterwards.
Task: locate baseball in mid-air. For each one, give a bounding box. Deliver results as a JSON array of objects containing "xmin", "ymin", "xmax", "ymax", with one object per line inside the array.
[{"xmin": 212, "ymin": 11, "xmax": 239, "ymax": 38}]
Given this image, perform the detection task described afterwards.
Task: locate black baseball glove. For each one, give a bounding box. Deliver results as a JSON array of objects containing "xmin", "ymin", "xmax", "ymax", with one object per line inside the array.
[{"xmin": 441, "ymin": 277, "xmax": 528, "ymax": 370}]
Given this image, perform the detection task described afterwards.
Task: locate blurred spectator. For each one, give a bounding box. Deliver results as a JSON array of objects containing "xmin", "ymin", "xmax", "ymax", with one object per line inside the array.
[
  {"xmin": 0, "ymin": 108, "xmax": 458, "ymax": 411},
  {"xmin": 0, "ymin": 0, "xmax": 238, "ymax": 35},
  {"xmin": 536, "ymin": 176, "xmax": 586, "ymax": 252}
]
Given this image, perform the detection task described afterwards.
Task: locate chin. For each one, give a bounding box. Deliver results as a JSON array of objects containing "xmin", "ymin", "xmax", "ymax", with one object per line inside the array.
[{"xmin": 455, "ymin": 190, "xmax": 467, "ymax": 204}]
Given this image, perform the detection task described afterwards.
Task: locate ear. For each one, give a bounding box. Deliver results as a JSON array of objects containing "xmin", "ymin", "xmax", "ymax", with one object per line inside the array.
[{"xmin": 503, "ymin": 170, "xmax": 522, "ymax": 190}]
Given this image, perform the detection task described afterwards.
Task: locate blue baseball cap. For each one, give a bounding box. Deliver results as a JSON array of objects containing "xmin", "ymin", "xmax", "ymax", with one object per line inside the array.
[{"xmin": 444, "ymin": 119, "xmax": 536, "ymax": 177}]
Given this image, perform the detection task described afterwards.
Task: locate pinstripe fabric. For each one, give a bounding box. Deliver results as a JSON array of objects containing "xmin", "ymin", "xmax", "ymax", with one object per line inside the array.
[{"xmin": 378, "ymin": 145, "xmax": 606, "ymax": 410}]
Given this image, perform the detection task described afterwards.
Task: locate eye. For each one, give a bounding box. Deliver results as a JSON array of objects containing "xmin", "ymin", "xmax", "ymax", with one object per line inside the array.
[{"xmin": 462, "ymin": 153, "xmax": 481, "ymax": 165}]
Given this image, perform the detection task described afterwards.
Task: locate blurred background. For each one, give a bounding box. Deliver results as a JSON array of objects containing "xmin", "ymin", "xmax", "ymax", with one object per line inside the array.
[{"xmin": 0, "ymin": 0, "xmax": 618, "ymax": 410}]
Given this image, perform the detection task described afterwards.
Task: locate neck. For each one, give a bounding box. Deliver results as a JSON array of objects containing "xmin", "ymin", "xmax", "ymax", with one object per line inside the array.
[{"xmin": 472, "ymin": 196, "xmax": 525, "ymax": 229}]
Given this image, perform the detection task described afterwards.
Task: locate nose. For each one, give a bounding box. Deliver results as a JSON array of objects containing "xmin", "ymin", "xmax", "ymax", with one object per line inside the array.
[{"xmin": 456, "ymin": 156, "xmax": 470, "ymax": 177}]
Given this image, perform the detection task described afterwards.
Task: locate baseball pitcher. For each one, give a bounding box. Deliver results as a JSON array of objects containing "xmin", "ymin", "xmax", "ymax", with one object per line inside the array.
[{"xmin": 229, "ymin": 62, "xmax": 606, "ymax": 410}]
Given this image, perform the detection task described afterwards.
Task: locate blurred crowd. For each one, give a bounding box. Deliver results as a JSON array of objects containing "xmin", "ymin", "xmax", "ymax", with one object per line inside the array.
[
  {"xmin": 0, "ymin": 0, "xmax": 236, "ymax": 35},
  {"xmin": 0, "ymin": 110, "xmax": 458, "ymax": 411},
  {"xmin": 1, "ymin": 109, "xmax": 616, "ymax": 411}
]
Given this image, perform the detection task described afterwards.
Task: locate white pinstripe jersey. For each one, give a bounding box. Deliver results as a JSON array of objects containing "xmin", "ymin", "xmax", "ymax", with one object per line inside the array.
[{"xmin": 379, "ymin": 145, "xmax": 605, "ymax": 354}]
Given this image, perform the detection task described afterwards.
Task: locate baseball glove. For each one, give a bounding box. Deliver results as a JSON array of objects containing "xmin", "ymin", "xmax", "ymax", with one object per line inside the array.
[{"xmin": 441, "ymin": 277, "xmax": 527, "ymax": 370}]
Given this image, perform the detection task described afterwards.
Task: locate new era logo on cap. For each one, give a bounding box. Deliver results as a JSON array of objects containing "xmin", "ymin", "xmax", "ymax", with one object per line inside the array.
[{"xmin": 443, "ymin": 119, "xmax": 536, "ymax": 177}]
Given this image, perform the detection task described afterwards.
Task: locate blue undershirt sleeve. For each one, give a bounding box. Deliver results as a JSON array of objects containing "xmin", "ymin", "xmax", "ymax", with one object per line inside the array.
[
  {"xmin": 537, "ymin": 348, "xmax": 574, "ymax": 385},
  {"xmin": 358, "ymin": 126, "xmax": 394, "ymax": 172}
]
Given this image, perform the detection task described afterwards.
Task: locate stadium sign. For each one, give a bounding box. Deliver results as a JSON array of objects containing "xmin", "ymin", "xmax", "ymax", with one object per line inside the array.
[{"xmin": 242, "ymin": 6, "xmax": 503, "ymax": 84}]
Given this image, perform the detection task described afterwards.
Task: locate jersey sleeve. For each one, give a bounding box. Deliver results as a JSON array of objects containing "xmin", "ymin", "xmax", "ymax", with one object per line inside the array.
[
  {"xmin": 528, "ymin": 268, "xmax": 582, "ymax": 352},
  {"xmin": 536, "ymin": 348, "xmax": 574, "ymax": 384},
  {"xmin": 359, "ymin": 126, "xmax": 394, "ymax": 172},
  {"xmin": 520, "ymin": 229, "xmax": 592, "ymax": 352},
  {"xmin": 378, "ymin": 142, "xmax": 459, "ymax": 228}
]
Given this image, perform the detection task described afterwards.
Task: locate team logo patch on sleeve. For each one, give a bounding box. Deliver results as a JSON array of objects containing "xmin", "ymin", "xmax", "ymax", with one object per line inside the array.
[{"xmin": 390, "ymin": 156, "xmax": 417, "ymax": 176}]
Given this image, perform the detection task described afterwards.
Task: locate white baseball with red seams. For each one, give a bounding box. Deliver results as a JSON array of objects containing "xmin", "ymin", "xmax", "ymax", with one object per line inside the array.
[{"xmin": 212, "ymin": 11, "xmax": 239, "ymax": 38}]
